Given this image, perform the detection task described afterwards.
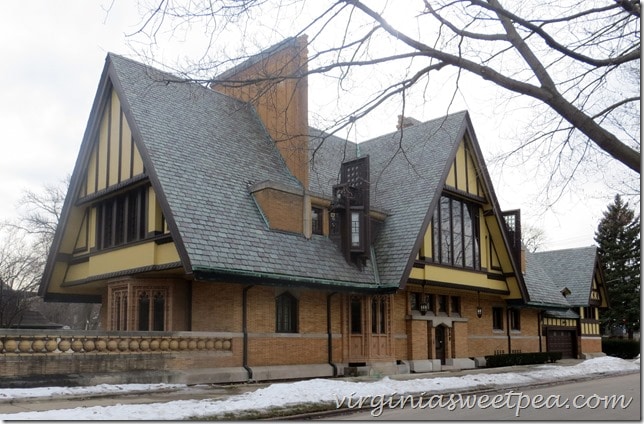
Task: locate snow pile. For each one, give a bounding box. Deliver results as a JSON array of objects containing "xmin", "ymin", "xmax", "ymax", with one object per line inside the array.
[{"xmin": 0, "ymin": 356, "xmax": 638, "ymax": 420}]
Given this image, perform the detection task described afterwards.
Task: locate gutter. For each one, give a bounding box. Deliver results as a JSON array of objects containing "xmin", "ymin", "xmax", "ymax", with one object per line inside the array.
[{"xmin": 193, "ymin": 267, "xmax": 397, "ymax": 294}]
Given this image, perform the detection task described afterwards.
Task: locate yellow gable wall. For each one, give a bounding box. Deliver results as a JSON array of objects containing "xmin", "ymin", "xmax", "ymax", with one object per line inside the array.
[
  {"xmin": 411, "ymin": 136, "xmax": 523, "ymax": 299},
  {"xmin": 45, "ymin": 87, "xmax": 181, "ymax": 297},
  {"xmin": 81, "ymin": 89, "xmax": 144, "ymax": 197}
]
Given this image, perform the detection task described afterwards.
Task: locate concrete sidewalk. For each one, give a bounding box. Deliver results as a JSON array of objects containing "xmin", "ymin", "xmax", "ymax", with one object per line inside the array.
[{"xmin": 0, "ymin": 359, "xmax": 635, "ymax": 417}]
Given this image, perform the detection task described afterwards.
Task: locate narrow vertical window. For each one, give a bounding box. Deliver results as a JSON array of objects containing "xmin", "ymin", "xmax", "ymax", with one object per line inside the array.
[
  {"xmin": 350, "ymin": 297, "xmax": 362, "ymax": 334},
  {"xmin": 276, "ymin": 292, "xmax": 298, "ymax": 333},
  {"xmin": 138, "ymin": 292, "xmax": 150, "ymax": 331},
  {"xmin": 438, "ymin": 295, "xmax": 448, "ymax": 314},
  {"xmin": 450, "ymin": 296, "xmax": 461, "ymax": 316},
  {"xmin": 351, "ymin": 211, "xmax": 361, "ymax": 248},
  {"xmin": 153, "ymin": 292, "xmax": 165, "ymax": 331},
  {"xmin": 510, "ymin": 309, "xmax": 520, "ymax": 331},
  {"xmin": 493, "ymin": 307, "xmax": 504, "ymax": 330},
  {"xmin": 311, "ymin": 207, "xmax": 323, "ymax": 235}
]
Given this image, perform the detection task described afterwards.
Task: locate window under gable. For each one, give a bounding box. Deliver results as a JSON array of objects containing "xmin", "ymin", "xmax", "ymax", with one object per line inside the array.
[{"xmin": 431, "ymin": 194, "xmax": 481, "ymax": 270}]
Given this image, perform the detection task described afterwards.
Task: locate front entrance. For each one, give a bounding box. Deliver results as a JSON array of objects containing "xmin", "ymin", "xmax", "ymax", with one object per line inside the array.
[
  {"xmin": 435, "ymin": 325, "xmax": 446, "ymax": 364},
  {"xmin": 547, "ymin": 329, "xmax": 577, "ymax": 358}
]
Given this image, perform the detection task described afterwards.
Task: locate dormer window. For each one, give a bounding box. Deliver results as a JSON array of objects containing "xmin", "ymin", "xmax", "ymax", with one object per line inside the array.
[
  {"xmin": 312, "ymin": 207, "xmax": 323, "ymax": 235},
  {"xmin": 351, "ymin": 211, "xmax": 361, "ymax": 248}
]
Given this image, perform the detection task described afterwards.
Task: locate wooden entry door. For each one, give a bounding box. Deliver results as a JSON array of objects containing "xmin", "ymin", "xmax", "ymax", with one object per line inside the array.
[{"xmin": 435, "ymin": 325, "xmax": 446, "ymax": 364}]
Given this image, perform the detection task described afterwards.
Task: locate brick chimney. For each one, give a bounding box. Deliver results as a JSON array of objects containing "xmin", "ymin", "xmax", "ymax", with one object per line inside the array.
[{"xmin": 211, "ymin": 36, "xmax": 309, "ymax": 189}]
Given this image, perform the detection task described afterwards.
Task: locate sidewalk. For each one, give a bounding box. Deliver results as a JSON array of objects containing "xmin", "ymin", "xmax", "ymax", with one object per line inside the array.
[{"xmin": 0, "ymin": 358, "xmax": 639, "ymax": 419}]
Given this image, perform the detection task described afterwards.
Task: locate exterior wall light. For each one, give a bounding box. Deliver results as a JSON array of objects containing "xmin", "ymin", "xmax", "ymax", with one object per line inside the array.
[
  {"xmin": 476, "ymin": 291, "xmax": 483, "ymax": 318},
  {"xmin": 419, "ymin": 282, "xmax": 428, "ymax": 315}
]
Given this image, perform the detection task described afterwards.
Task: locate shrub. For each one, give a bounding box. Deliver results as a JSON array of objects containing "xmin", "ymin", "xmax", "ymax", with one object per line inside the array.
[
  {"xmin": 484, "ymin": 351, "xmax": 562, "ymax": 368},
  {"xmin": 602, "ymin": 338, "xmax": 640, "ymax": 359}
]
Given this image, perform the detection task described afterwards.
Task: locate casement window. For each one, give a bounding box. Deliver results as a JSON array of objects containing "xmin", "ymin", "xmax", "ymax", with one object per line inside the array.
[
  {"xmin": 96, "ymin": 185, "xmax": 147, "ymax": 250},
  {"xmin": 450, "ymin": 296, "xmax": 461, "ymax": 316},
  {"xmin": 371, "ymin": 296, "xmax": 387, "ymax": 334},
  {"xmin": 311, "ymin": 207, "xmax": 323, "ymax": 235},
  {"xmin": 438, "ymin": 295, "xmax": 448, "ymax": 314},
  {"xmin": 492, "ymin": 307, "xmax": 504, "ymax": 330},
  {"xmin": 137, "ymin": 289, "xmax": 167, "ymax": 331},
  {"xmin": 432, "ymin": 195, "xmax": 481, "ymax": 269},
  {"xmin": 275, "ymin": 292, "xmax": 298, "ymax": 333},
  {"xmin": 510, "ymin": 309, "xmax": 521, "ymax": 331},
  {"xmin": 350, "ymin": 297, "xmax": 362, "ymax": 334}
]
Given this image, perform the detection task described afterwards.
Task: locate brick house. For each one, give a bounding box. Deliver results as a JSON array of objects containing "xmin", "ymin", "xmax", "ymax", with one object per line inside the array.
[{"xmin": 36, "ymin": 36, "xmax": 607, "ymax": 384}]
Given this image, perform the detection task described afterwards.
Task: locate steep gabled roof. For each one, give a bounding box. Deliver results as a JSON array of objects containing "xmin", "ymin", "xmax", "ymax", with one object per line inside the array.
[
  {"xmin": 531, "ymin": 246, "xmax": 600, "ymax": 306},
  {"xmin": 309, "ymin": 112, "xmax": 527, "ymax": 292},
  {"xmin": 106, "ymin": 54, "xmax": 381, "ymax": 291},
  {"xmin": 358, "ymin": 113, "xmax": 469, "ymax": 287}
]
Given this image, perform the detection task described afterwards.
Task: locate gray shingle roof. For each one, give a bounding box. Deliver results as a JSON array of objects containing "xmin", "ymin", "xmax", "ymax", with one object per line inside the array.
[
  {"xmin": 359, "ymin": 113, "xmax": 468, "ymax": 286},
  {"xmin": 523, "ymin": 250, "xmax": 572, "ymax": 308},
  {"xmin": 531, "ymin": 246, "xmax": 598, "ymax": 306},
  {"xmin": 308, "ymin": 114, "xmax": 469, "ymax": 287},
  {"xmin": 108, "ymin": 53, "xmax": 380, "ymax": 290}
]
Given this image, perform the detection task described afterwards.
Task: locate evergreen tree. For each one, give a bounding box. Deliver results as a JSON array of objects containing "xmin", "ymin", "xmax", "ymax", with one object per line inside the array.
[{"xmin": 595, "ymin": 194, "xmax": 640, "ymax": 338}]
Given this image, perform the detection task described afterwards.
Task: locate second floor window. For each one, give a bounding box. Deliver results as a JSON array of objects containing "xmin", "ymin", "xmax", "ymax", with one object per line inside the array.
[
  {"xmin": 312, "ymin": 207, "xmax": 323, "ymax": 235},
  {"xmin": 432, "ymin": 195, "xmax": 480, "ymax": 269},
  {"xmin": 96, "ymin": 185, "xmax": 147, "ymax": 250}
]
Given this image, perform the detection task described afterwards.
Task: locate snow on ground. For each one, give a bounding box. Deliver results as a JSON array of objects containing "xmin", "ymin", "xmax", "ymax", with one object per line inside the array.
[{"xmin": 0, "ymin": 356, "xmax": 639, "ymax": 420}]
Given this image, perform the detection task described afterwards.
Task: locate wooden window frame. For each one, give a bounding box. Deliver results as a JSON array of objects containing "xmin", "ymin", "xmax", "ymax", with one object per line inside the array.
[
  {"xmin": 311, "ymin": 207, "xmax": 323, "ymax": 235},
  {"xmin": 492, "ymin": 307, "xmax": 504, "ymax": 330},
  {"xmin": 275, "ymin": 292, "xmax": 298, "ymax": 333},
  {"xmin": 431, "ymin": 194, "xmax": 481, "ymax": 270},
  {"xmin": 96, "ymin": 185, "xmax": 147, "ymax": 250},
  {"xmin": 510, "ymin": 309, "xmax": 521, "ymax": 331}
]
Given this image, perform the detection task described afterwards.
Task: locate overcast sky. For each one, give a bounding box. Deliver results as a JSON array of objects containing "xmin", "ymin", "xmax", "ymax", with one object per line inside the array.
[{"xmin": 0, "ymin": 1, "xmax": 635, "ymax": 251}]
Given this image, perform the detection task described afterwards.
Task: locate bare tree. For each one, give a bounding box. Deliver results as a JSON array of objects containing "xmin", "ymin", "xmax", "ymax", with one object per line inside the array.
[
  {"xmin": 0, "ymin": 177, "xmax": 100, "ymax": 329},
  {"xmin": 522, "ymin": 225, "xmax": 547, "ymax": 253},
  {"xmin": 124, "ymin": 0, "xmax": 639, "ymax": 179}
]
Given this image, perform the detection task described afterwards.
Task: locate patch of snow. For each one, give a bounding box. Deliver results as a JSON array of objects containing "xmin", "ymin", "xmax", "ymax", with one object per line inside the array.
[{"xmin": 0, "ymin": 356, "xmax": 638, "ymax": 420}]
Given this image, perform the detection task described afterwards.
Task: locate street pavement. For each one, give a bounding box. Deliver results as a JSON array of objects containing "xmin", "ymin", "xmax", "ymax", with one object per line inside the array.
[{"xmin": 0, "ymin": 359, "xmax": 638, "ymax": 418}]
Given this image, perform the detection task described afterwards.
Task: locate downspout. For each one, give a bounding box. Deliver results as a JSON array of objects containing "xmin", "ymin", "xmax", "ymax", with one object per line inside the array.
[
  {"xmin": 537, "ymin": 310, "xmax": 543, "ymax": 353},
  {"xmin": 243, "ymin": 285, "xmax": 254, "ymax": 381},
  {"xmin": 327, "ymin": 292, "xmax": 338, "ymax": 377},
  {"xmin": 506, "ymin": 308, "xmax": 512, "ymax": 354}
]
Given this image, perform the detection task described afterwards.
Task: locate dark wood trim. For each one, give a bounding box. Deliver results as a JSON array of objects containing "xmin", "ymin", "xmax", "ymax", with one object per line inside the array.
[
  {"xmin": 406, "ymin": 277, "xmax": 510, "ymax": 295},
  {"xmin": 76, "ymin": 174, "xmax": 148, "ymax": 205},
  {"xmin": 106, "ymin": 92, "xmax": 112, "ymax": 187},
  {"xmin": 117, "ymin": 106, "xmax": 123, "ymax": 184},
  {"xmin": 487, "ymin": 272, "xmax": 507, "ymax": 281},
  {"xmin": 60, "ymin": 261, "xmax": 184, "ymax": 287},
  {"xmin": 443, "ymin": 186, "xmax": 487, "ymax": 204},
  {"xmin": 413, "ymin": 258, "xmax": 489, "ymax": 274}
]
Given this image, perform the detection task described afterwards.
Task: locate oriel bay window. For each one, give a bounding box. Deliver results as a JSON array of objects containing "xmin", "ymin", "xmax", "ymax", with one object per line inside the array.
[
  {"xmin": 432, "ymin": 195, "xmax": 480, "ymax": 269},
  {"xmin": 108, "ymin": 282, "xmax": 170, "ymax": 331},
  {"xmin": 96, "ymin": 185, "xmax": 147, "ymax": 250}
]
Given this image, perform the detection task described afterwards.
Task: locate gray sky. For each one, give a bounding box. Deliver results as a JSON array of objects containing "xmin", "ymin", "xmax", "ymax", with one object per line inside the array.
[{"xmin": 0, "ymin": 1, "xmax": 633, "ymax": 251}]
